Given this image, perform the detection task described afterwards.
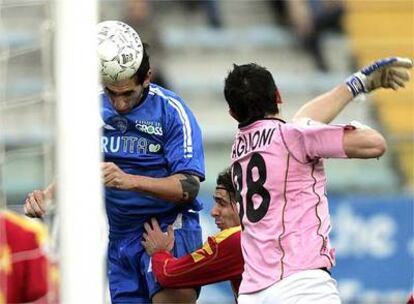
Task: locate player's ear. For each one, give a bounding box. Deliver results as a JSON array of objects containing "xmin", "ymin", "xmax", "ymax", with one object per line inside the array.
[
  {"xmin": 143, "ymin": 69, "xmax": 151, "ymax": 88},
  {"xmin": 275, "ymin": 88, "xmax": 283, "ymax": 104},
  {"xmin": 229, "ymin": 108, "xmax": 239, "ymax": 121}
]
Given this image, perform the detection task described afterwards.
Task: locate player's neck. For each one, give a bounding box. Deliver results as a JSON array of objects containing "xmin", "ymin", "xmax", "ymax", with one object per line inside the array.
[
  {"xmin": 264, "ymin": 113, "xmax": 283, "ymax": 120},
  {"xmin": 133, "ymin": 87, "xmax": 150, "ymax": 109}
]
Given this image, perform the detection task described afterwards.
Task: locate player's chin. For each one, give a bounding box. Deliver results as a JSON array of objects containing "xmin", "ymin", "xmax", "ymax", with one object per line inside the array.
[
  {"xmin": 215, "ymin": 221, "xmax": 224, "ymax": 230},
  {"xmin": 116, "ymin": 108, "xmax": 131, "ymax": 114}
]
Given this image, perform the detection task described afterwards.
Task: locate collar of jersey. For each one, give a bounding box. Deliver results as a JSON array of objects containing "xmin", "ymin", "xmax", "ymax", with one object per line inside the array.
[{"xmin": 238, "ymin": 117, "xmax": 286, "ymax": 129}]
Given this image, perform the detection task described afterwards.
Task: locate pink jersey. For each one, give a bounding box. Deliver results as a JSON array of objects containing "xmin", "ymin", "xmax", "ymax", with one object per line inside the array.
[{"xmin": 230, "ymin": 118, "xmax": 349, "ymax": 294}]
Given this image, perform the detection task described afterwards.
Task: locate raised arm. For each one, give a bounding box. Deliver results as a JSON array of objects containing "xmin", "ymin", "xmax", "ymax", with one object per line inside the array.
[
  {"xmin": 293, "ymin": 84, "xmax": 352, "ymax": 124},
  {"xmin": 294, "ymin": 57, "xmax": 413, "ymax": 123},
  {"xmin": 102, "ymin": 162, "xmax": 200, "ymax": 203}
]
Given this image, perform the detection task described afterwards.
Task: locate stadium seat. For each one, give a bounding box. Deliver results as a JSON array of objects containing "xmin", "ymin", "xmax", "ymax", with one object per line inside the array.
[{"xmin": 344, "ymin": 0, "xmax": 414, "ymax": 188}]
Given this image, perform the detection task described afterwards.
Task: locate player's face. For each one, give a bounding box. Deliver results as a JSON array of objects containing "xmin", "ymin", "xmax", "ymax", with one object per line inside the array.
[
  {"xmin": 104, "ymin": 77, "xmax": 148, "ymax": 114},
  {"xmin": 211, "ymin": 187, "xmax": 240, "ymax": 230}
]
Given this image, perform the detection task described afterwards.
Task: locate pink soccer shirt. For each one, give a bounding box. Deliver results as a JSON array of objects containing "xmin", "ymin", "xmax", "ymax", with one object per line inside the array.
[{"xmin": 230, "ymin": 118, "xmax": 349, "ymax": 294}]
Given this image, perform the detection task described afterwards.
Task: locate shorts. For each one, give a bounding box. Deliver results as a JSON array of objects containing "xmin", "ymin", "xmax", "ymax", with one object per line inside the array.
[
  {"xmin": 107, "ymin": 211, "xmax": 202, "ymax": 304},
  {"xmin": 238, "ymin": 269, "xmax": 341, "ymax": 304}
]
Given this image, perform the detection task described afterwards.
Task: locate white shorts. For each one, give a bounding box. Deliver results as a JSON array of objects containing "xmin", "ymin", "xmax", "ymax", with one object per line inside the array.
[{"xmin": 238, "ymin": 269, "xmax": 341, "ymax": 304}]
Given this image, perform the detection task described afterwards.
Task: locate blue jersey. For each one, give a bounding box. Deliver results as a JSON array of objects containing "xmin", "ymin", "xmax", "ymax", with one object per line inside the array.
[{"xmin": 100, "ymin": 84, "xmax": 205, "ymax": 235}]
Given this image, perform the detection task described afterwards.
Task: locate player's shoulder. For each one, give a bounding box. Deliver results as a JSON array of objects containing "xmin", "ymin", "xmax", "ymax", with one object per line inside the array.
[
  {"xmin": 190, "ymin": 226, "xmax": 241, "ymax": 262},
  {"xmin": 99, "ymin": 88, "xmax": 112, "ymax": 110},
  {"xmin": 149, "ymin": 84, "xmax": 195, "ymax": 120},
  {"xmin": 276, "ymin": 120, "xmax": 316, "ymax": 157},
  {"xmin": 149, "ymin": 84, "xmax": 191, "ymax": 110},
  {"xmin": 291, "ymin": 118, "xmax": 325, "ymax": 127},
  {"xmin": 149, "ymin": 84, "xmax": 183, "ymax": 103},
  {"xmin": 98, "ymin": 87, "xmax": 107, "ymax": 99},
  {"xmin": 212, "ymin": 226, "xmax": 241, "ymax": 244},
  {"xmin": 281, "ymin": 118, "xmax": 328, "ymax": 137}
]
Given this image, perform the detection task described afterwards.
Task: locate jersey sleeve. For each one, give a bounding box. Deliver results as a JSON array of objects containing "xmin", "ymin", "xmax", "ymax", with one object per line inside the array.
[
  {"xmin": 151, "ymin": 227, "xmax": 243, "ymax": 289},
  {"xmin": 164, "ymin": 98, "xmax": 205, "ymax": 180},
  {"xmin": 283, "ymin": 120, "xmax": 350, "ymax": 162}
]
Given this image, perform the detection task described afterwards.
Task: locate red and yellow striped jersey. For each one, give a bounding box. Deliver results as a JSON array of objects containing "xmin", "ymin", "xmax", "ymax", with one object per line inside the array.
[
  {"xmin": 151, "ymin": 226, "xmax": 243, "ymax": 299},
  {"xmin": 0, "ymin": 211, "xmax": 49, "ymax": 303}
]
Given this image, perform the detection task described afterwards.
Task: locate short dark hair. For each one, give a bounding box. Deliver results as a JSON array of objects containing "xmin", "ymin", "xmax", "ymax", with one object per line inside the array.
[
  {"xmin": 224, "ymin": 63, "xmax": 279, "ymax": 125},
  {"xmin": 216, "ymin": 167, "xmax": 235, "ymax": 200},
  {"xmin": 133, "ymin": 43, "xmax": 151, "ymax": 85}
]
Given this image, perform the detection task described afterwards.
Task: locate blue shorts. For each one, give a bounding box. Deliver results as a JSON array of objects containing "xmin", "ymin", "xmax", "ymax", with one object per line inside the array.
[{"xmin": 107, "ymin": 211, "xmax": 202, "ymax": 303}]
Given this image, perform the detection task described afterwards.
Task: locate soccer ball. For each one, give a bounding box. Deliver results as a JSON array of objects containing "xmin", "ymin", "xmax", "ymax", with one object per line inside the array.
[{"xmin": 97, "ymin": 20, "xmax": 143, "ymax": 84}]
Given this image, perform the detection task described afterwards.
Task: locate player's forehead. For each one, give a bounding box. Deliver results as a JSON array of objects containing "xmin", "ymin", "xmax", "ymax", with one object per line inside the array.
[
  {"xmin": 213, "ymin": 187, "xmax": 230, "ymax": 202},
  {"xmin": 105, "ymin": 77, "xmax": 137, "ymax": 93}
]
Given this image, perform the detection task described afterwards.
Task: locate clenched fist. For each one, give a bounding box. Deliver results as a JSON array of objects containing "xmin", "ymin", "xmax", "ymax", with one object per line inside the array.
[
  {"xmin": 102, "ymin": 162, "xmax": 134, "ymax": 190},
  {"xmin": 24, "ymin": 190, "xmax": 47, "ymax": 218}
]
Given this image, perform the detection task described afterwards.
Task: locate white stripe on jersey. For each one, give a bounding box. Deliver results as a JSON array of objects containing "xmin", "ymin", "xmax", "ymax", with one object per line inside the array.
[
  {"xmin": 150, "ymin": 87, "xmax": 193, "ymax": 157},
  {"xmin": 167, "ymin": 101, "xmax": 192, "ymax": 157}
]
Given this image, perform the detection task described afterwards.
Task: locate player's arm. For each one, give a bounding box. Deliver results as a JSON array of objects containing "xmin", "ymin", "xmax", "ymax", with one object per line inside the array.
[
  {"xmin": 288, "ymin": 119, "xmax": 386, "ymax": 160},
  {"xmin": 102, "ymin": 163, "xmax": 200, "ymax": 203},
  {"xmin": 127, "ymin": 172, "xmax": 200, "ymax": 203},
  {"xmin": 24, "ymin": 182, "xmax": 56, "ymax": 218},
  {"xmin": 142, "ymin": 218, "xmax": 243, "ymax": 288},
  {"xmin": 293, "ymin": 57, "xmax": 412, "ymax": 124},
  {"xmin": 293, "ymin": 84, "xmax": 352, "ymax": 124},
  {"xmin": 342, "ymin": 123, "xmax": 387, "ymax": 158}
]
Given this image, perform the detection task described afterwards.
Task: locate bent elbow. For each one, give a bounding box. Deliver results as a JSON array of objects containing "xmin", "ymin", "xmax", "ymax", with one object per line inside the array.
[
  {"xmin": 157, "ymin": 277, "xmax": 168, "ymax": 288},
  {"xmin": 178, "ymin": 174, "xmax": 200, "ymax": 203},
  {"xmin": 369, "ymin": 134, "xmax": 387, "ymax": 158},
  {"xmin": 374, "ymin": 138, "xmax": 387, "ymax": 157},
  {"xmin": 179, "ymin": 184, "xmax": 200, "ymax": 203},
  {"xmin": 344, "ymin": 129, "xmax": 387, "ymax": 159},
  {"xmin": 157, "ymin": 276, "xmax": 176, "ymax": 288}
]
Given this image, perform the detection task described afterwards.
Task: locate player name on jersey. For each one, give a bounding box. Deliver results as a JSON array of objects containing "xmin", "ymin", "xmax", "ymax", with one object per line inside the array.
[{"xmin": 232, "ymin": 127, "xmax": 276, "ymax": 158}]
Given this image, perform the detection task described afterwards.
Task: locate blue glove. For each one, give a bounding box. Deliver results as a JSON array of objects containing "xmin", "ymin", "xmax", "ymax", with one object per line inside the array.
[{"xmin": 346, "ymin": 57, "xmax": 412, "ymax": 97}]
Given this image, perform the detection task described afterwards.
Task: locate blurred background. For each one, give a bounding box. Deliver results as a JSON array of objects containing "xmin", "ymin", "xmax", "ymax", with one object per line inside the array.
[{"xmin": 0, "ymin": 0, "xmax": 413, "ymax": 303}]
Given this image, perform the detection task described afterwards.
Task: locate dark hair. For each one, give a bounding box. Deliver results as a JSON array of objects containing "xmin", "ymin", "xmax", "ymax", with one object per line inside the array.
[
  {"xmin": 216, "ymin": 167, "xmax": 235, "ymax": 199},
  {"xmin": 133, "ymin": 43, "xmax": 151, "ymax": 85},
  {"xmin": 224, "ymin": 63, "xmax": 279, "ymax": 125}
]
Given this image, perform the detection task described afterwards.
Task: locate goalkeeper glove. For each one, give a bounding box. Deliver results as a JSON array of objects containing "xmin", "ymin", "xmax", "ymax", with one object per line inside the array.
[{"xmin": 346, "ymin": 57, "xmax": 413, "ymax": 97}]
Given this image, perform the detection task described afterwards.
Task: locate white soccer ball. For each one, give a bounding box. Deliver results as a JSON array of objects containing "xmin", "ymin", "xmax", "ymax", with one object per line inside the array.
[{"xmin": 97, "ymin": 20, "xmax": 143, "ymax": 84}]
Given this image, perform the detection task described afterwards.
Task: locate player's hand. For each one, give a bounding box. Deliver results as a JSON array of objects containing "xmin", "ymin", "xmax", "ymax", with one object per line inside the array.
[
  {"xmin": 346, "ymin": 57, "xmax": 412, "ymax": 96},
  {"xmin": 142, "ymin": 218, "xmax": 175, "ymax": 256},
  {"xmin": 24, "ymin": 190, "xmax": 47, "ymax": 218},
  {"xmin": 102, "ymin": 162, "xmax": 132, "ymax": 190}
]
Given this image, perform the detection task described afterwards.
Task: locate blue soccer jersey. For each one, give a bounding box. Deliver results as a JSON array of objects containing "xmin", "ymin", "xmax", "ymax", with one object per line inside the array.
[{"xmin": 100, "ymin": 84, "xmax": 205, "ymax": 235}]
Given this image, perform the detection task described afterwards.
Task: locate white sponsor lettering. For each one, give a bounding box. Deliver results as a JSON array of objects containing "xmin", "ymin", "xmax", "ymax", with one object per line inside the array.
[
  {"xmin": 338, "ymin": 279, "xmax": 408, "ymax": 303},
  {"xmin": 331, "ymin": 204, "xmax": 396, "ymax": 258},
  {"xmin": 135, "ymin": 120, "xmax": 163, "ymax": 136},
  {"xmin": 407, "ymin": 238, "xmax": 414, "ymax": 257},
  {"xmin": 101, "ymin": 135, "xmax": 150, "ymax": 154}
]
